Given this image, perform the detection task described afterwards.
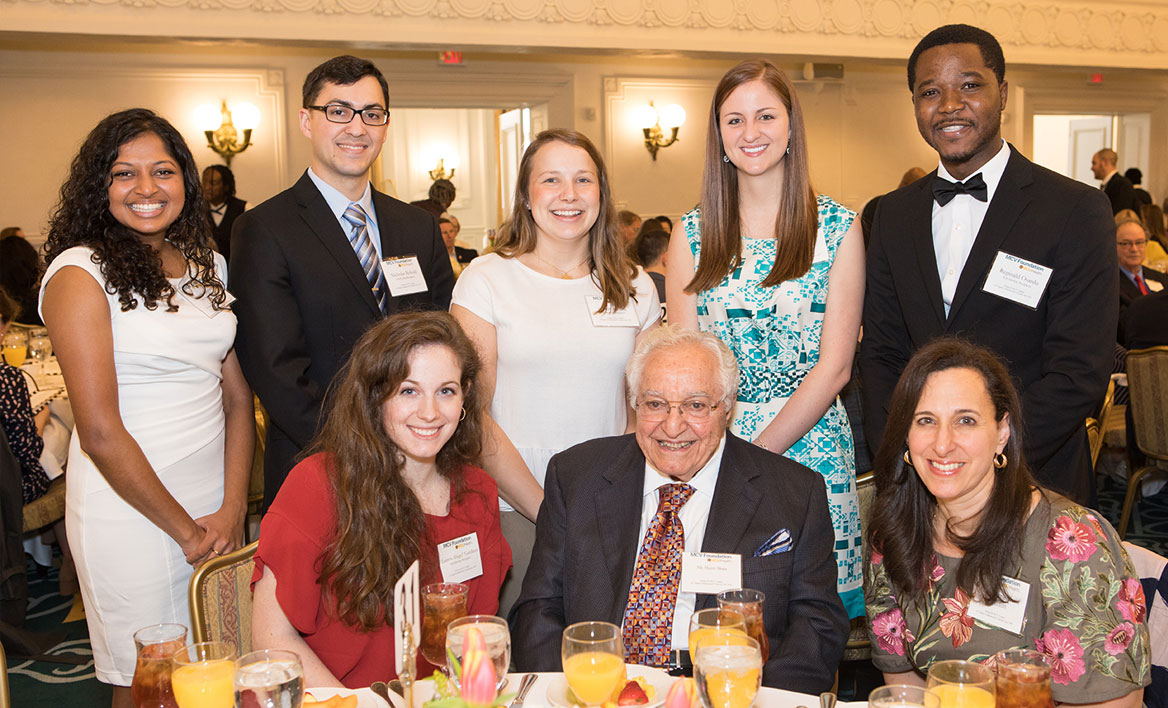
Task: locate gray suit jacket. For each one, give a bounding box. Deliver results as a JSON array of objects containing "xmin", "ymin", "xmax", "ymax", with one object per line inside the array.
[{"xmin": 509, "ymin": 432, "xmax": 847, "ymax": 694}]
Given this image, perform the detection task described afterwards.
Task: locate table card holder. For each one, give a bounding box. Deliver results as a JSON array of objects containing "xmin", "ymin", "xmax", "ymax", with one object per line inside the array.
[{"xmin": 395, "ymin": 560, "xmax": 420, "ymax": 707}]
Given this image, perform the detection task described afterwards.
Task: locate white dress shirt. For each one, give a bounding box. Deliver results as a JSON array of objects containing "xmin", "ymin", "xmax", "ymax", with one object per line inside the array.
[
  {"xmin": 633, "ymin": 435, "xmax": 727, "ymax": 651},
  {"xmin": 307, "ymin": 168, "xmax": 382, "ymax": 258},
  {"xmin": 932, "ymin": 139, "xmax": 1010, "ymax": 317}
]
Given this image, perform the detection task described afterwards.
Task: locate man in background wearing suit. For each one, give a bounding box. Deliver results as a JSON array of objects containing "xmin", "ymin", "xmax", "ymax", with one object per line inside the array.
[
  {"xmin": 201, "ymin": 165, "xmax": 246, "ymax": 262},
  {"xmin": 511, "ymin": 326, "xmax": 846, "ymax": 694},
  {"xmin": 861, "ymin": 25, "xmax": 1116, "ymax": 505},
  {"xmin": 231, "ymin": 55, "xmax": 455, "ymax": 509},
  {"xmin": 1116, "ymin": 211, "xmax": 1168, "ymax": 343},
  {"xmin": 1092, "ymin": 149, "xmax": 1138, "ymax": 215}
]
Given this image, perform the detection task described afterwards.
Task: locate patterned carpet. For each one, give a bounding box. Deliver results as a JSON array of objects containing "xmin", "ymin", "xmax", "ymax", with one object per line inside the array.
[{"xmin": 8, "ymin": 474, "xmax": 1168, "ymax": 706}]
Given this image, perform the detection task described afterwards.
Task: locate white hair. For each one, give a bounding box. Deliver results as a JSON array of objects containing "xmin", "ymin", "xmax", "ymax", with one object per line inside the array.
[{"xmin": 625, "ymin": 325, "xmax": 739, "ymax": 407}]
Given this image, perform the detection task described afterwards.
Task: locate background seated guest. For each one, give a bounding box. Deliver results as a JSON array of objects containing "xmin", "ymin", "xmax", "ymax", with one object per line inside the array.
[
  {"xmin": 410, "ymin": 178, "xmax": 456, "ymax": 219},
  {"xmin": 0, "ymin": 286, "xmax": 50, "ymax": 504},
  {"xmin": 654, "ymin": 215, "xmax": 674, "ymax": 232},
  {"xmin": 865, "ymin": 338, "xmax": 1149, "ymax": 707},
  {"xmin": 510, "ymin": 326, "xmax": 847, "ymax": 695},
  {"xmin": 200, "ymin": 165, "xmax": 246, "ymax": 263},
  {"xmin": 0, "ymin": 234, "xmax": 44, "ymax": 325},
  {"xmin": 1125, "ymin": 168, "xmax": 1153, "ymax": 208},
  {"xmin": 252, "ymin": 311, "xmax": 511, "ymax": 689},
  {"xmin": 1138, "ymin": 204, "xmax": 1168, "ymax": 266},
  {"xmin": 441, "ymin": 217, "xmax": 477, "ymax": 278},
  {"xmin": 1116, "ymin": 210, "xmax": 1168, "ymax": 343},
  {"xmin": 634, "ymin": 228, "xmax": 668, "ymax": 303}
]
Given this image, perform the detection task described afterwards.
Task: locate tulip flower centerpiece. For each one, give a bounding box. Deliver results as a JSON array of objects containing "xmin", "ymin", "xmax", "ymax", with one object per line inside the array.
[
  {"xmin": 662, "ymin": 678, "xmax": 699, "ymax": 708},
  {"xmin": 426, "ymin": 626, "xmax": 512, "ymax": 708}
]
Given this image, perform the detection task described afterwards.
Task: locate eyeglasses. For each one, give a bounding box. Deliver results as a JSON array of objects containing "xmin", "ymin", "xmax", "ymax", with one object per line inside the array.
[
  {"xmin": 307, "ymin": 104, "xmax": 389, "ymax": 126},
  {"xmin": 1118, "ymin": 239, "xmax": 1147, "ymax": 249},
  {"xmin": 636, "ymin": 397, "xmax": 722, "ymax": 422}
]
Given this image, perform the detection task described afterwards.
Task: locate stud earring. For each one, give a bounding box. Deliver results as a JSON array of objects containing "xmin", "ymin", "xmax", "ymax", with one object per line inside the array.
[{"xmin": 722, "ymin": 155, "xmax": 730, "ymax": 163}]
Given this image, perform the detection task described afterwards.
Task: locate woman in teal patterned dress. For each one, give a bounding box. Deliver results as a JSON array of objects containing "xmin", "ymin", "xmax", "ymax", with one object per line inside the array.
[{"xmin": 666, "ymin": 59, "xmax": 865, "ymax": 618}]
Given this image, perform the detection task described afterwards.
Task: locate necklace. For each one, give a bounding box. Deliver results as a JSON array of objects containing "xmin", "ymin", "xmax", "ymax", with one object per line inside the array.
[{"xmin": 531, "ymin": 251, "xmax": 590, "ymax": 279}]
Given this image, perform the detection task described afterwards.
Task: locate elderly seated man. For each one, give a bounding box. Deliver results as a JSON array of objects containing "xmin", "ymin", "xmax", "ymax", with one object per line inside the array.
[{"xmin": 510, "ymin": 326, "xmax": 847, "ymax": 694}]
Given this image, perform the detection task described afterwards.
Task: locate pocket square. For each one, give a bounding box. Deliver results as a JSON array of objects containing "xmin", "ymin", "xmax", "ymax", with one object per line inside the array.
[{"xmin": 754, "ymin": 528, "xmax": 792, "ymax": 557}]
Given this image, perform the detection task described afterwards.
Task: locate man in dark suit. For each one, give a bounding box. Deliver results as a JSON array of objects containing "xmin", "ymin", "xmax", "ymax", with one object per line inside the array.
[
  {"xmin": 1125, "ymin": 290, "xmax": 1168, "ymax": 351},
  {"xmin": 860, "ymin": 24, "xmax": 1116, "ymax": 505},
  {"xmin": 511, "ymin": 327, "xmax": 847, "ymax": 694},
  {"xmin": 1116, "ymin": 212, "xmax": 1168, "ymax": 342},
  {"xmin": 1092, "ymin": 149, "xmax": 1138, "ymax": 215},
  {"xmin": 230, "ymin": 55, "xmax": 455, "ymax": 509},
  {"xmin": 201, "ymin": 165, "xmax": 246, "ymax": 262}
]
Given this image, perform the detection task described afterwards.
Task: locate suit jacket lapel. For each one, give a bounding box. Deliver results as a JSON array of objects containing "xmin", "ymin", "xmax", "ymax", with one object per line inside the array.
[
  {"xmin": 907, "ymin": 174, "xmax": 948, "ymax": 330},
  {"xmin": 291, "ymin": 172, "xmax": 382, "ymax": 317},
  {"xmin": 595, "ymin": 439, "xmax": 647, "ymax": 622},
  {"xmin": 947, "ymin": 146, "xmax": 1033, "ymax": 326},
  {"xmin": 697, "ymin": 434, "xmax": 762, "ymax": 610}
]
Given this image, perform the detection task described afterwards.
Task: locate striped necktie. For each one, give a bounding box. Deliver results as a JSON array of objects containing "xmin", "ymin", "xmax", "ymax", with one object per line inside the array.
[
  {"xmin": 342, "ymin": 203, "xmax": 389, "ymax": 315},
  {"xmin": 622, "ymin": 482, "xmax": 695, "ymax": 666}
]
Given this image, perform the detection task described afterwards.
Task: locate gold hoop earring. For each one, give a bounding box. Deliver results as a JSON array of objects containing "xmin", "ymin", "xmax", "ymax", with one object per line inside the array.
[
  {"xmin": 460, "ymin": 407, "xmax": 467, "ymax": 421},
  {"xmin": 994, "ymin": 452, "xmax": 1007, "ymax": 469},
  {"xmin": 903, "ymin": 450, "xmax": 913, "ymax": 466}
]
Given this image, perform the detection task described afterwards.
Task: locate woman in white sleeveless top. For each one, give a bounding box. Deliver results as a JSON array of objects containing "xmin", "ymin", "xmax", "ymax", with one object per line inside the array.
[{"xmin": 40, "ymin": 109, "xmax": 253, "ymax": 708}]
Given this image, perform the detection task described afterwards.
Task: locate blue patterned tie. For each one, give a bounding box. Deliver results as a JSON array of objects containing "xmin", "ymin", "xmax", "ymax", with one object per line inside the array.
[
  {"xmin": 343, "ymin": 203, "xmax": 389, "ymax": 315},
  {"xmin": 622, "ymin": 483, "xmax": 695, "ymax": 666}
]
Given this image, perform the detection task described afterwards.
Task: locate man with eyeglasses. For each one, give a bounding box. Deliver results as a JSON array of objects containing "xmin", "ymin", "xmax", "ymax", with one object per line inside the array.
[
  {"xmin": 511, "ymin": 326, "xmax": 847, "ymax": 694},
  {"xmin": 1116, "ymin": 211, "xmax": 1168, "ymax": 343},
  {"xmin": 230, "ymin": 55, "xmax": 454, "ymax": 510}
]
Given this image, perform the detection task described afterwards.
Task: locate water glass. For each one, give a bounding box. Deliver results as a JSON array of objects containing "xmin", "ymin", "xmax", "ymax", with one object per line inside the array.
[
  {"xmin": 693, "ymin": 634, "xmax": 762, "ymax": 708},
  {"xmin": 28, "ymin": 328, "xmax": 51, "ymax": 362},
  {"xmin": 993, "ymin": 649, "xmax": 1053, "ymax": 708},
  {"xmin": 234, "ymin": 649, "xmax": 304, "ymax": 708},
  {"xmin": 926, "ymin": 659, "xmax": 995, "ymax": 708},
  {"xmin": 868, "ymin": 685, "xmax": 941, "ymax": 708},
  {"xmin": 172, "ymin": 641, "xmax": 237, "ymax": 708},
  {"xmin": 420, "ymin": 582, "xmax": 469, "ymax": 666},
  {"xmin": 561, "ymin": 621, "xmax": 625, "ymax": 706},
  {"xmin": 131, "ymin": 623, "xmax": 188, "ymax": 708},
  {"xmin": 446, "ymin": 615, "xmax": 510, "ymax": 693}
]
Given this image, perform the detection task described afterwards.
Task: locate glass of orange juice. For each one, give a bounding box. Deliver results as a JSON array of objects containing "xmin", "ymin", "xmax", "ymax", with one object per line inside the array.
[
  {"xmin": 926, "ymin": 660, "xmax": 995, "ymax": 708},
  {"xmin": 869, "ymin": 685, "xmax": 941, "ymax": 708},
  {"xmin": 171, "ymin": 641, "xmax": 236, "ymax": 708},
  {"xmin": 694, "ymin": 633, "xmax": 762, "ymax": 708},
  {"xmin": 561, "ymin": 621, "xmax": 625, "ymax": 705},
  {"xmin": 2, "ymin": 329, "xmax": 28, "ymax": 367},
  {"xmin": 688, "ymin": 608, "xmax": 746, "ymax": 659}
]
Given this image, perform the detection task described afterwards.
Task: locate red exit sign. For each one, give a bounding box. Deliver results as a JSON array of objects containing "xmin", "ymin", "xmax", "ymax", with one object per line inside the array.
[{"xmin": 439, "ymin": 51, "xmax": 464, "ymax": 65}]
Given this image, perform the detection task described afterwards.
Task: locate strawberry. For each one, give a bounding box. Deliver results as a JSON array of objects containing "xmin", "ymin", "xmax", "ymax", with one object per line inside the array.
[{"xmin": 617, "ymin": 680, "xmax": 650, "ymax": 705}]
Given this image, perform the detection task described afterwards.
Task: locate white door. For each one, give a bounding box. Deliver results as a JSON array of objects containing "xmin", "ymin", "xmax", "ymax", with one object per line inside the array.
[{"xmin": 1069, "ymin": 116, "xmax": 1112, "ymax": 187}]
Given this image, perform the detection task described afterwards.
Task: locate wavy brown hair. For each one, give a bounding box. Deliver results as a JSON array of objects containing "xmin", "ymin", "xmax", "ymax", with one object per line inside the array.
[
  {"xmin": 43, "ymin": 108, "xmax": 225, "ymax": 313},
  {"xmin": 309, "ymin": 311, "xmax": 485, "ymax": 630},
  {"xmin": 866, "ymin": 338, "xmax": 1033, "ymax": 605},
  {"xmin": 687, "ymin": 59, "xmax": 818, "ymax": 293},
  {"xmin": 494, "ymin": 129, "xmax": 638, "ymax": 312}
]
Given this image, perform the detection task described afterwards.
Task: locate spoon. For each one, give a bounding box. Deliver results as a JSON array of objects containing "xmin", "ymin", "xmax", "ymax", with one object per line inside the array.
[
  {"xmin": 820, "ymin": 692, "xmax": 838, "ymax": 708},
  {"xmin": 370, "ymin": 681, "xmax": 397, "ymax": 704}
]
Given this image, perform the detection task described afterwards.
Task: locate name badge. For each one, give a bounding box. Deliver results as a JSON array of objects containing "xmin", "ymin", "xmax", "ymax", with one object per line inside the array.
[
  {"xmin": 380, "ymin": 255, "xmax": 429, "ymax": 296},
  {"xmin": 981, "ymin": 251, "xmax": 1053, "ymax": 310},
  {"xmin": 1149, "ymin": 280, "xmax": 1164, "ymax": 293},
  {"xmin": 437, "ymin": 532, "xmax": 483, "ymax": 584},
  {"xmin": 585, "ymin": 295, "xmax": 640, "ymax": 327},
  {"xmin": 966, "ymin": 576, "xmax": 1030, "ymax": 635},
  {"xmin": 680, "ymin": 552, "xmax": 742, "ymax": 595}
]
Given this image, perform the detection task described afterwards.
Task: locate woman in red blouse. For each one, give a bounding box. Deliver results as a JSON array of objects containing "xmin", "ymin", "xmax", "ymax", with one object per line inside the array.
[{"xmin": 252, "ymin": 311, "xmax": 512, "ymax": 688}]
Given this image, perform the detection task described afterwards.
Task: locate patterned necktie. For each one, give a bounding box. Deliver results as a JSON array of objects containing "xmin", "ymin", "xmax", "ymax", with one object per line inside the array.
[
  {"xmin": 622, "ymin": 483, "xmax": 695, "ymax": 667},
  {"xmin": 342, "ymin": 203, "xmax": 389, "ymax": 315},
  {"xmin": 1136, "ymin": 273, "xmax": 1149, "ymax": 296}
]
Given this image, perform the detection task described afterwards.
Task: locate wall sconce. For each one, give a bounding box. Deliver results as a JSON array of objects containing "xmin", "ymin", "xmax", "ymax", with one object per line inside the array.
[
  {"xmin": 429, "ymin": 159, "xmax": 455, "ymax": 181},
  {"xmin": 194, "ymin": 100, "xmax": 260, "ymax": 166},
  {"xmin": 426, "ymin": 146, "xmax": 460, "ymax": 181},
  {"xmin": 635, "ymin": 101, "xmax": 686, "ymax": 160}
]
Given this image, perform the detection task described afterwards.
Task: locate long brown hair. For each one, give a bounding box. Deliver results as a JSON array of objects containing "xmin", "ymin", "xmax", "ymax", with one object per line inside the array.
[
  {"xmin": 866, "ymin": 338, "xmax": 1033, "ymax": 605},
  {"xmin": 494, "ymin": 129, "xmax": 638, "ymax": 312},
  {"xmin": 309, "ymin": 311, "xmax": 485, "ymax": 630},
  {"xmin": 688, "ymin": 60, "xmax": 818, "ymax": 293}
]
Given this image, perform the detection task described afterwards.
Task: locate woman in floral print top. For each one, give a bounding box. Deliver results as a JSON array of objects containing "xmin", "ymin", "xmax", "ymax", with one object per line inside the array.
[{"xmin": 864, "ymin": 339, "xmax": 1148, "ymax": 707}]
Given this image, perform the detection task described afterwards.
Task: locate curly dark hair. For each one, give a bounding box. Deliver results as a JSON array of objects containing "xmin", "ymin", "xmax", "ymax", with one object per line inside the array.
[
  {"xmin": 908, "ymin": 24, "xmax": 1006, "ymax": 92},
  {"xmin": 308, "ymin": 311, "xmax": 486, "ymax": 630},
  {"xmin": 43, "ymin": 108, "xmax": 225, "ymax": 313}
]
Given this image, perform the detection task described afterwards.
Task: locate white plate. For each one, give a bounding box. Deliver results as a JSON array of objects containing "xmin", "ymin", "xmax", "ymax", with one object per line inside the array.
[
  {"xmin": 545, "ymin": 665, "xmax": 673, "ymax": 708},
  {"xmin": 304, "ymin": 686, "xmax": 395, "ymax": 708}
]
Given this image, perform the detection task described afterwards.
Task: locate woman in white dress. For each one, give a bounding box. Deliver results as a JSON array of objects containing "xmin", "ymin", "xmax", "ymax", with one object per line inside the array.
[
  {"xmin": 40, "ymin": 108, "xmax": 253, "ymax": 708},
  {"xmin": 451, "ymin": 129, "xmax": 660, "ymax": 615}
]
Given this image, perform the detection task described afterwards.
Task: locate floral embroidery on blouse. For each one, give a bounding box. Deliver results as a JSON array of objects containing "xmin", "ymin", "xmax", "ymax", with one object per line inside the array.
[{"xmin": 865, "ymin": 496, "xmax": 1150, "ymax": 702}]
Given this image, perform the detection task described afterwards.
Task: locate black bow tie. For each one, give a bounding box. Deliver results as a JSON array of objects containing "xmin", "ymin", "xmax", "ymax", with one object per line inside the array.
[{"xmin": 932, "ymin": 173, "xmax": 988, "ymax": 206}]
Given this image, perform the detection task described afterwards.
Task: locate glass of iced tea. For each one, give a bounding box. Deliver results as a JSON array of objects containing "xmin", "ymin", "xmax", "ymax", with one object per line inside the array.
[
  {"xmin": 993, "ymin": 649, "xmax": 1054, "ymax": 708},
  {"xmin": 420, "ymin": 582, "xmax": 469, "ymax": 667},
  {"xmin": 716, "ymin": 589, "xmax": 769, "ymax": 664},
  {"xmin": 131, "ymin": 623, "xmax": 188, "ymax": 708}
]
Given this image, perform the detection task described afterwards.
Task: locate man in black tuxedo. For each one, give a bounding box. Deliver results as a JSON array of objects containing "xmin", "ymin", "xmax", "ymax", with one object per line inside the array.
[
  {"xmin": 860, "ymin": 25, "xmax": 1116, "ymax": 505},
  {"xmin": 511, "ymin": 327, "xmax": 846, "ymax": 694},
  {"xmin": 1092, "ymin": 149, "xmax": 1138, "ymax": 215},
  {"xmin": 201, "ymin": 165, "xmax": 246, "ymax": 262},
  {"xmin": 230, "ymin": 55, "xmax": 454, "ymax": 509},
  {"xmin": 1116, "ymin": 212, "xmax": 1168, "ymax": 342}
]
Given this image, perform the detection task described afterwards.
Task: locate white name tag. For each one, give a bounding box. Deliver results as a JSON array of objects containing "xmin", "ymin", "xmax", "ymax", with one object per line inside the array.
[
  {"xmin": 437, "ymin": 532, "xmax": 483, "ymax": 584},
  {"xmin": 981, "ymin": 251, "xmax": 1053, "ymax": 310},
  {"xmin": 585, "ymin": 295, "xmax": 640, "ymax": 327},
  {"xmin": 680, "ymin": 552, "xmax": 742, "ymax": 595},
  {"xmin": 967, "ymin": 576, "xmax": 1030, "ymax": 635},
  {"xmin": 380, "ymin": 255, "xmax": 429, "ymax": 296}
]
